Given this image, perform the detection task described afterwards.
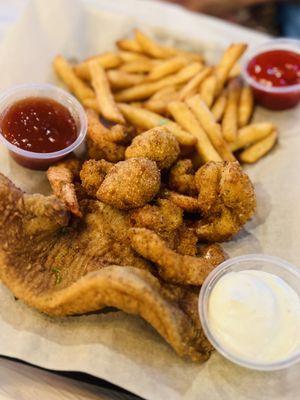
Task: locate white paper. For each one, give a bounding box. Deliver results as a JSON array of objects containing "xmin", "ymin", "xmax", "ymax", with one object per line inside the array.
[{"xmin": 0, "ymin": 1, "xmax": 299, "ymax": 399}]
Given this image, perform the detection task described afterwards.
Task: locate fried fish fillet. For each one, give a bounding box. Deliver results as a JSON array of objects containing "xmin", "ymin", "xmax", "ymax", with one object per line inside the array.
[{"xmin": 0, "ymin": 173, "xmax": 212, "ymax": 361}]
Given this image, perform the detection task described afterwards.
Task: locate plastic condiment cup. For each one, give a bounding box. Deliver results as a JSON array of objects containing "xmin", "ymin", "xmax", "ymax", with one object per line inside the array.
[
  {"xmin": 241, "ymin": 39, "xmax": 300, "ymax": 110},
  {"xmin": 199, "ymin": 254, "xmax": 300, "ymax": 371},
  {"xmin": 0, "ymin": 83, "xmax": 87, "ymax": 170}
]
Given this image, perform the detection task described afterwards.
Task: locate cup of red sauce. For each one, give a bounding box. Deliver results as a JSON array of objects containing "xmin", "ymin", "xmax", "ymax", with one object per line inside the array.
[
  {"xmin": 242, "ymin": 39, "xmax": 300, "ymax": 110},
  {"xmin": 0, "ymin": 84, "xmax": 87, "ymax": 170}
]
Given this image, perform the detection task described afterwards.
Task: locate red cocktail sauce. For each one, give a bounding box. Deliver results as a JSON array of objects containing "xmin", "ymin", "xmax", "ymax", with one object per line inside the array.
[
  {"xmin": 246, "ymin": 50, "xmax": 300, "ymax": 110},
  {"xmin": 0, "ymin": 97, "xmax": 77, "ymax": 169}
]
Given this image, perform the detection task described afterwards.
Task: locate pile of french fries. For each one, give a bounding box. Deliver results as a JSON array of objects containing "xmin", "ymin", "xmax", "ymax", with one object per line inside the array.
[{"xmin": 53, "ymin": 29, "xmax": 278, "ymax": 164}]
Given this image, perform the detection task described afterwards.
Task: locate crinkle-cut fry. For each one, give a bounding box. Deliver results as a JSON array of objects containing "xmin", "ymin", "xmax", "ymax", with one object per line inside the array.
[
  {"xmin": 222, "ymin": 79, "xmax": 241, "ymax": 142},
  {"xmin": 129, "ymin": 228, "xmax": 225, "ymax": 285},
  {"xmin": 115, "ymin": 62, "xmax": 202, "ymax": 102},
  {"xmin": 239, "ymin": 130, "xmax": 278, "ymax": 163},
  {"xmin": 178, "ymin": 67, "xmax": 211, "ymax": 101},
  {"xmin": 168, "ymin": 101, "xmax": 222, "ymax": 162},
  {"xmin": 107, "ymin": 70, "xmax": 145, "ymax": 90},
  {"xmin": 186, "ymin": 95, "xmax": 236, "ymax": 162},
  {"xmin": 147, "ymin": 56, "xmax": 188, "ymax": 81},
  {"xmin": 116, "ymin": 38, "xmax": 143, "ymax": 53},
  {"xmin": 118, "ymin": 103, "xmax": 196, "ymax": 146},
  {"xmin": 214, "ymin": 43, "xmax": 247, "ymax": 95},
  {"xmin": 199, "ymin": 75, "xmax": 217, "ymax": 108},
  {"xmin": 89, "ymin": 60, "xmax": 125, "ymax": 124},
  {"xmin": 228, "ymin": 62, "xmax": 241, "ymax": 79},
  {"xmin": 211, "ymin": 90, "xmax": 227, "ymax": 122},
  {"xmin": 82, "ymin": 98, "xmax": 99, "ymax": 112},
  {"xmin": 120, "ymin": 59, "xmax": 157, "ymax": 73},
  {"xmin": 238, "ymin": 85, "xmax": 254, "ymax": 128},
  {"xmin": 135, "ymin": 29, "xmax": 176, "ymax": 59},
  {"xmin": 53, "ymin": 55, "xmax": 94, "ymax": 101},
  {"xmin": 74, "ymin": 53, "xmax": 122, "ymax": 80},
  {"xmin": 230, "ymin": 122, "xmax": 275, "ymax": 151}
]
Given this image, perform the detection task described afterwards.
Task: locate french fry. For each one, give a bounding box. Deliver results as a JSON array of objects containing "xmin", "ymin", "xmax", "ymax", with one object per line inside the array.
[
  {"xmin": 150, "ymin": 85, "xmax": 177, "ymax": 101},
  {"xmin": 118, "ymin": 51, "xmax": 150, "ymax": 63},
  {"xmin": 135, "ymin": 29, "xmax": 175, "ymax": 59},
  {"xmin": 199, "ymin": 74, "xmax": 217, "ymax": 107},
  {"xmin": 115, "ymin": 62, "xmax": 202, "ymax": 102},
  {"xmin": 147, "ymin": 56, "xmax": 188, "ymax": 81},
  {"xmin": 230, "ymin": 122, "xmax": 275, "ymax": 151},
  {"xmin": 186, "ymin": 95, "xmax": 236, "ymax": 161},
  {"xmin": 228, "ymin": 62, "xmax": 241, "ymax": 79},
  {"xmin": 222, "ymin": 79, "xmax": 241, "ymax": 142},
  {"xmin": 120, "ymin": 59, "xmax": 157, "ymax": 73},
  {"xmin": 211, "ymin": 90, "xmax": 227, "ymax": 122},
  {"xmin": 176, "ymin": 50, "xmax": 203, "ymax": 63},
  {"xmin": 214, "ymin": 43, "xmax": 247, "ymax": 95},
  {"xmin": 238, "ymin": 85, "xmax": 254, "ymax": 127},
  {"xmin": 239, "ymin": 130, "xmax": 277, "ymax": 163},
  {"xmin": 178, "ymin": 67, "xmax": 211, "ymax": 101},
  {"xmin": 53, "ymin": 55, "xmax": 95, "ymax": 101},
  {"xmin": 74, "ymin": 53, "xmax": 122, "ymax": 80},
  {"xmin": 118, "ymin": 103, "xmax": 196, "ymax": 145},
  {"xmin": 168, "ymin": 101, "xmax": 222, "ymax": 162},
  {"xmin": 117, "ymin": 38, "xmax": 143, "ymax": 53},
  {"xmin": 89, "ymin": 60, "xmax": 125, "ymax": 124},
  {"xmin": 145, "ymin": 87, "xmax": 178, "ymax": 113},
  {"xmin": 107, "ymin": 70, "xmax": 145, "ymax": 90},
  {"xmin": 82, "ymin": 98, "xmax": 99, "ymax": 112}
]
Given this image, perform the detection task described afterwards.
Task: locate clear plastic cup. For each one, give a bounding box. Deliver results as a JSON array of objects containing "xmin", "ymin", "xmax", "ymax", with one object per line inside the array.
[
  {"xmin": 199, "ymin": 254, "xmax": 300, "ymax": 371},
  {"xmin": 241, "ymin": 39, "xmax": 300, "ymax": 110},
  {"xmin": 0, "ymin": 83, "xmax": 87, "ymax": 170}
]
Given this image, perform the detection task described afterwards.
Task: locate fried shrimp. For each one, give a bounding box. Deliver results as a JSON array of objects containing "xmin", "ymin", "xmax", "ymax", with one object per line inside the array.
[
  {"xmin": 195, "ymin": 161, "xmax": 256, "ymax": 241},
  {"xmin": 47, "ymin": 158, "xmax": 82, "ymax": 217},
  {"xmin": 125, "ymin": 126, "xmax": 180, "ymax": 169},
  {"xmin": 97, "ymin": 158, "xmax": 161, "ymax": 209},
  {"xmin": 130, "ymin": 227, "xmax": 225, "ymax": 285},
  {"xmin": 86, "ymin": 109, "xmax": 126, "ymax": 162},
  {"xmin": 168, "ymin": 159, "xmax": 197, "ymax": 196},
  {"xmin": 80, "ymin": 159, "xmax": 113, "ymax": 197},
  {"xmin": 162, "ymin": 190, "xmax": 201, "ymax": 212}
]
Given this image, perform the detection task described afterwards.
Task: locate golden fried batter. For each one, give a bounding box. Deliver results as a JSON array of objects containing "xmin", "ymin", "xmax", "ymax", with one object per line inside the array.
[
  {"xmin": 176, "ymin": 225, "xmax": 198, "ymax": 256},
  {"xmin": 125, "ymin": 127, "xmax": 180, "ymax": 169},
  {"xmin": 130, "ymin": 199, "xmax": 183, "ymax": 248},
  {"xmin": 47, "ymin": 158, "xmax": 82, "ymax": 217},
  {"xmin": 168, "ymin": 159, "xmax": 197, "ymax": 196},
  {"xmin": 130, "ymin": 227, "xmax": 225, "ymax": 285},
  {"xmin": 195, "ymin": 161, "xmax": 256, "ymax": 241},
  {"xmin": 163, "ymin": 190, "xmax": 201, "ymax": 212},
  {"xmin": 130, "ymin": 199, "xmax": 183, "ymax": 233},
  {"xmin": 86, "ymin": 109, "xmax": 125, "ymax": 162},
  {"xmin": 80, "ymin": 159, "xmax": 113, "ymax": 197},
  {"xmin": 97, "ymin": 158, "xmax": 161, "ymax": 209},
  {"xmin": 0, "ymin": 173, "xmax": 212, "ymax": 361}
]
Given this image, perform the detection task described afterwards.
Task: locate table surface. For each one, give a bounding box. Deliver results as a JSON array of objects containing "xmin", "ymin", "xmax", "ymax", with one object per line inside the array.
[{"xmin": 0, "ymin": 1, "xmax": 136, "ymax": 399}]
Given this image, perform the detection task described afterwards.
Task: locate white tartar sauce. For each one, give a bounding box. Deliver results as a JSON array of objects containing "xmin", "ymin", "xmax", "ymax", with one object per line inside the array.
[{"xmin": 208, "ymin": 270, "xmax": 300, "ymax": 363}]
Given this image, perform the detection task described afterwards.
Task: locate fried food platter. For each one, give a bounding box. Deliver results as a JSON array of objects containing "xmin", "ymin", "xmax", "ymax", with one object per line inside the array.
[{"xmin": 0, "ymin": 1, "xmax": 299, "ymax": 399}]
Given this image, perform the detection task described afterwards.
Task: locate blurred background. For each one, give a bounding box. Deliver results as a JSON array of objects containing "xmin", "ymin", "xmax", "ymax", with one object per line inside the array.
[
  {"xmin": 1, "ymin": 0, "xmax": 300, "ymax": 39},
  {"xmin": 163, "ymin": 0, "xmax": 300, "ymax": 37}
]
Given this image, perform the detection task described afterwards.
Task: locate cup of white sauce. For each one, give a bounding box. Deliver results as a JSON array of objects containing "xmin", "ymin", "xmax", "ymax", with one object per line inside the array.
[{"xmin": 199, "ymin": 254, "xmax": 300, "ymax": 370}]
